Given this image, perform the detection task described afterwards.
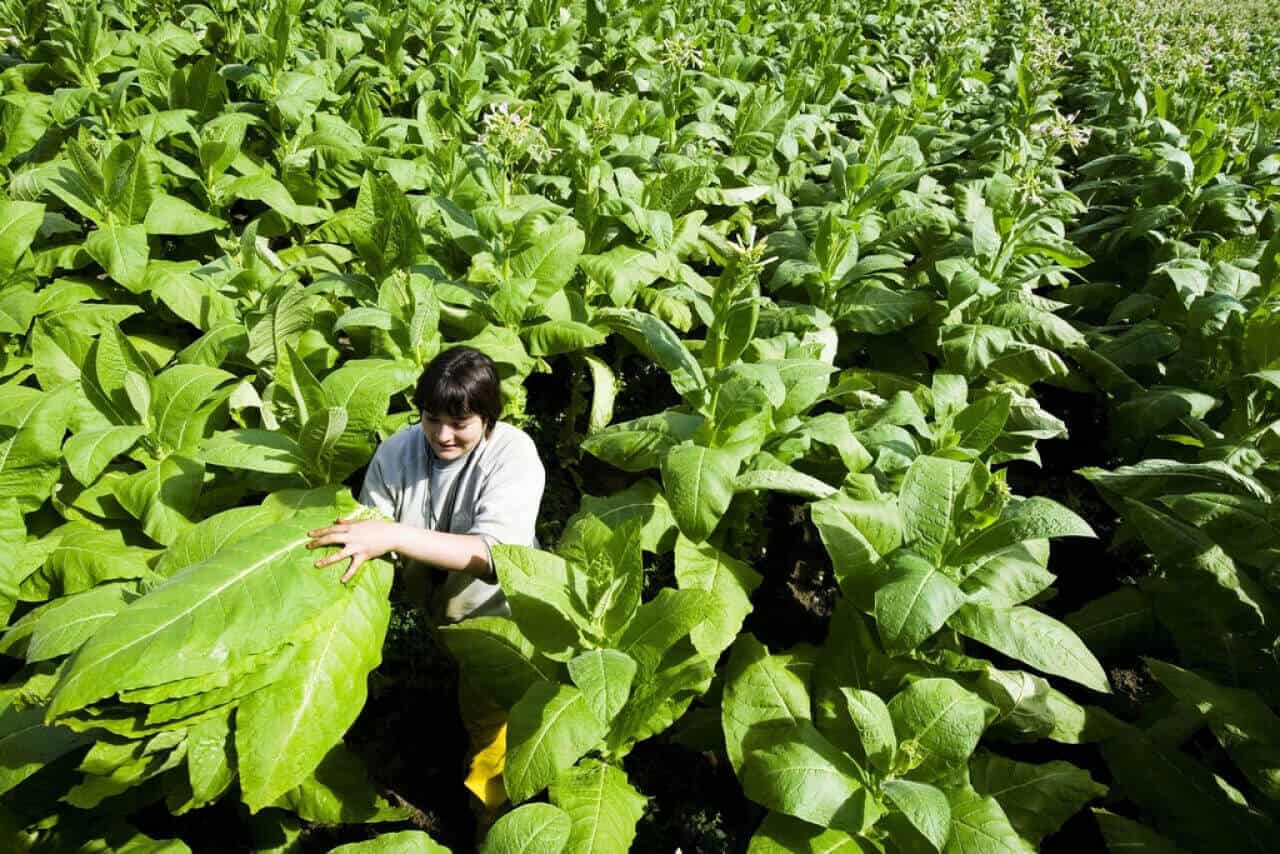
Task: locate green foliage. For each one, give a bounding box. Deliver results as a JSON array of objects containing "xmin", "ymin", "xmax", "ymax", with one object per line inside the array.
[{"xmin": 0, "ymin": 0, "xmax": 1276, "ymax": 848}]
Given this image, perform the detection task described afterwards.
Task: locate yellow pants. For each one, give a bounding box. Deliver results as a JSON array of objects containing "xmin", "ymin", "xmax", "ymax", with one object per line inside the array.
[{"xmin": 459, "ymin": 678, "xmax": 509, "ymax": 812}]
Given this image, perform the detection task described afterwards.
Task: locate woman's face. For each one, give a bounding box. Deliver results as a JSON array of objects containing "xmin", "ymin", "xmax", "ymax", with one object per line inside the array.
[{"xmin": 421, "ymin": 411, "xmax": 486, "ymax": 461}]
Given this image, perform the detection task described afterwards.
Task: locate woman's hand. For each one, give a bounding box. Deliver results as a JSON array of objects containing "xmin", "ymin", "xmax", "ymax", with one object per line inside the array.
[{"xmin": 307, "ymin": 518, "xmax": 403, "ymax": 583}]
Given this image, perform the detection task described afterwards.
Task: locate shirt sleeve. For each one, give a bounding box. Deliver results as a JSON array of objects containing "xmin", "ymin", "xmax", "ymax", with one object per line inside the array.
[
  {"xmin": 358, "ymin": 445, "xmax": 398, "ymax": 520},
  {"xmin": 467, "ymin": 435, "xmax": 546, "ymax": 558}
]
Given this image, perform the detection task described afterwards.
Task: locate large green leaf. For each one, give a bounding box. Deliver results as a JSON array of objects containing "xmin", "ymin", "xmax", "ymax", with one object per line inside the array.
[
  {"xmin": 0, "ymin": 386, "xmax": 71, "ymax": 512},
  {"xmin": 576, "ymin": 479, "xmax": 677, "ymax": 554},
  {"xmin": 961, "ymin": 544, "xmax": 1054, "ymax": 612},
  {"xmin": 1092, "ymin": 809, "xmax": 1189, "ymax": 854},
  {"xmin": 319, "ymin": 360, "xmax": 409, "ymax": 481},
  {"xmin": 85, "ymin": 223, "xmax": 150, "ymax": 293},
  {"xmin": 328, "ymin": 831, "xmax": 451, "ymax": 854},
  {"xmin": 558, "ymin": 516, "xmax": 644, "ymax": 642},
  {"xmin": 237, "ymin": 558, "xmax": 392, "ymax": 811},
  {"xmin": 493, "ymin": 545, "xmax": 589, "ymax": 662},
  {"xmin": 1063, "ymin": 586, "xmax": 1157, "ymax": 657},
  {"xmin": 103, "ymin": 137, "xmax": 155, "ymax": 224},
  {"xmin": 581, "ymin": 246, "xmax": 665, "ymax": 306},
  {"xmin": 187, "ymin": 709, "xmax": 235, "ymax": 806},
  {"xmin": 949, "ymin": 603, "xmax": 1110, "ymax": 693},
  {"xmin": 616, "ymin": 588, "xmax": 715, "ymax": 677},
  {"xmin": 823, "ymin": 687, "xmax": 896, "ymax": 774},
  {"xmin": 900, "ymin": 456, "xmax": 972, "ymax": 562},
  {"xmin": 746, "ymin": 812, "xmax": 868, "ymax": 853},
  {"xmin": 734, "ymin": 466, "xmax": 836, "ymax": 499},
  {"xmin": 511, "ymin": 218, "xmax": 586, "ymax": 309},
  {"xmin": 950, "ymin": 498, "xmax": 1093, "ymax": 565},
  {"xmin": 274, "ymin": 742, "xmax": 408, "ymax": 824},
  {"xmin": 837, "ymin": 283, "xmax": 931, "ymax": 333},
  {"xmin": 882, "ymin": 779, "xmax": 951, "ymax": 853},
  {"xmin": 113, "ymin": 455, "xmax": 206, "ymax": 546},
  {"xmin": 874, "ymin": 550, "xmax": 966, "ymax": 653},
  {"xmin": 1159, "ymin": 493, "xmax": 1277, "ymax": 569},
  {"xmin": 568, "ymin": 650, "xmax": 636, "ymax": 726},
  {"xmin": 582, "ymin": 412, "xmax": 704, "ymax": 473},
  {"xmin": 0, "ymin": 200, "xmax": 45, "ymax": 272},
  {"xmin": 596, "ymin": 308, "xmax": 705, "ymax": 396},
  {"xmin": 504, "ymin": 683, "xmax": 607, "ymax": 804},
  {"xmin": 155, "ymin": 504, "xmax": 285, "ymax": 577},
  {"xmin": 0, "ymin": 703, "xmax": 89, "ymax": 796},
  {"xmin": 200, "ymin": 429, "xmax": 305, "ymax": 475},
  {"xmin": 1102, "ymin": 724, "xmax": 1274, "ymax": 852},
  {"xmin": 440, "ymin": 617, "xmax": 561, "ymax": 709},
  {"xmin": 48, "ymin": 501, "xmax": 361, "ymax": 717},
  {"xmin": 811, "ymin": 493, "xmax": 901, "ymax": 603},
  {"xmin": 1081, "ymin": 460, "xmax": 1270, "ymax": 503},
  {"xmin": 523, "ymin": 320, "xmax": 606, "ymax": 356},
  {"xmin": 674, "ymin": 535, "xmax": 762, "ymax": 656},
  {"xmin": 943, "ymin": 786, "xmax": 1033, "ymax": 854},
  {"xmin": 549, "ymin": 759, "xmax": 647, "ymax": 854},
  {"xmin": 888, "ymin": 678, "xmax": 993, "ymax": 782},
  {"xmin": 144, "ymin": 194, "xmax": 227, "ymax": 235},
  {"xmin": 722, "ymin": 636, "xmax": 812, "ymax": 775},
  {"xmin": 84, "ymin": 327, "xmax": 152, "ymax": 428},
  {"xmin": 64, "ymin": 426, "xmax": 148, "ymax": 486},
  {"xmin": 26, "ymin": 582, "xmax": 132, "ymax": 662},
  {"xmin": 739, "ymin": 721, "xmax": 883, "ymax": 835},
  {"xmin": 1122, "ymin": 499, "xmax": 1273, "ymax": 629},
  {"xmin": 20, "ymin": 523, "xmax": 153, "ymax": 601},
  {"xmin": 481, "ymin": 803, "xmax": 571, "ymax": 854},
  {"xmin": 224, "ymin": 174, "xmax": 327, "ymax": 225},
  {"xmin": 661, "ymin": 444, "xmax": 738, "ymax": 542},
  {"xmin": 1146, "ymin": 660, "xmax": 1280, "ymax": 801},
  {"xmin": 149, "ymin": 364, "xmax": 236, "ymax": 453},
  {"xmin": 971, "ymin": 753, "xmax": 1105, "ymax": 844}
]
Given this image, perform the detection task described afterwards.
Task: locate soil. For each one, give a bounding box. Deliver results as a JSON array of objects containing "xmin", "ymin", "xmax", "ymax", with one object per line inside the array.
[
  {"xmin": 627, "ymin": 741, "xmax": 763, "ymax": 854},
  {"xmin": 742, "ymin": 496, "xmax": 839, "ymax": 650}
]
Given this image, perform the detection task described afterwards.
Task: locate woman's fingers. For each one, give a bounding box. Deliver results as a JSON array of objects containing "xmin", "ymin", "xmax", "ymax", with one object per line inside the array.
[
  {"xmin": 306, "ymin": 532, "xmax": 347, "ymax": 549},
  {"xmin": 315, "ymin": 545, "xmax": 356, "ymax": 568},
  {"xmin": 341, "ymin": 555, "xmax": 365, "ymax": 584},
  {"xmin": 308, "ymin": 524, "xmax": 351, "ymax": 539},
  {"xmin": 306, "ymin": 518, "xmax": 386, "ymax": 579}
]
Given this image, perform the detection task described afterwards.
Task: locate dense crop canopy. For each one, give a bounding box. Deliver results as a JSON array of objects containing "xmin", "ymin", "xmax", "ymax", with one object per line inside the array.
[{"xmin": 1, "ymin": 0, "xmax": 1278, "ymax": 849}]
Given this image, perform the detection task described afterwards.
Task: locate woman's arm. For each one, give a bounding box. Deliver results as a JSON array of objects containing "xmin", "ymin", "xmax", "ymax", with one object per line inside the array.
[{"xmin": 307, "ymin": 519, "xmax": 491, "ymax": 583}]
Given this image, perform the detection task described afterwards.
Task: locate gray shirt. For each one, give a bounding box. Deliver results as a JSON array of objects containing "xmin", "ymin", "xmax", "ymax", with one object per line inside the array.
[{"xmin": 358, "ymin": 421, "xmax": 546, "ymax": 622}]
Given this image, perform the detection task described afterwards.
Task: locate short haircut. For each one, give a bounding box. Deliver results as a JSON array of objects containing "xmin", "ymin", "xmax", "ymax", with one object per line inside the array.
[{"xmin": 413, "ymin": 346, "xmax": 503, "ymax": 432}]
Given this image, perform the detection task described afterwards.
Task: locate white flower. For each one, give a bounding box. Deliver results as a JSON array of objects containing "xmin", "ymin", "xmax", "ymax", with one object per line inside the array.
[
  {"xmin": 727, "ymin": 223, "xmax": 777, "ymax": 270},
  {"xmin": 478, "ymin": 101, "xmax": 557, "ymax": 165},
  {"xmin": 1031, "ymin": 110, "xmax": 1092, "ymax": 154},
  {"xmin": 661, "ymin": 33, "xmax": 704, "ymax": 70}
]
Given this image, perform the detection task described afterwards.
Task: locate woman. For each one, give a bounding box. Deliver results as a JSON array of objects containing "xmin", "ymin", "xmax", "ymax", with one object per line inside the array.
[
  {"xmin": 307, "ymin": 346, "xmax": 545, "ymax": 814},
  {"xmin": 306, "ymin": 345, "xmax": 546, "ymax": 620}
]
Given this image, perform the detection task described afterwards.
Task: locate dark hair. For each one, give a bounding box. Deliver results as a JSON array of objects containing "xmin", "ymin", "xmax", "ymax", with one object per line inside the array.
[{"xmin": 413, "ymin": 346, "xmax": 503, "ymax": 433}]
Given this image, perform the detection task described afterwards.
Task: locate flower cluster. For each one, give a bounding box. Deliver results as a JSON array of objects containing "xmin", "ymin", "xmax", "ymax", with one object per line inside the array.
[
  {"xmin": 935, "ymin": 0, "xmax": 988, "ymax": 44},
  {"xmin": 1031, "ymin": 110, "xmax": 1093, "ymax": 154},
  {"xmin": 726, "ymin": 223, "xmax": 776, "ymax": 276},
  {"xmin": 477, "ymin": 101, "xmax": 556, "ymax": 165},
  {"xmin": 661, "ymin": 32, "xmax": 704, "ymax": 71},
  {"xmin": 1098, "ymin": 0, "xmax": 1274, "ymax": 100},
  {"xmin": 1026, "ymin": 14, "xmax": 1072, "ymax": 77}
]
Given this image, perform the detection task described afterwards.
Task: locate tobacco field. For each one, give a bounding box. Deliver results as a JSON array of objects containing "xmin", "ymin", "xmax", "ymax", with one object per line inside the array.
[{"xmin": 1, "ymin": 0, "xmax": 1279, "ymax": 850}]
